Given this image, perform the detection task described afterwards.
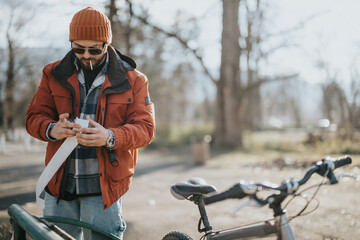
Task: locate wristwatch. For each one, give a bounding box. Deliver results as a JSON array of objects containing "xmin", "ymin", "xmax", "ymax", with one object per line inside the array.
[{"xmin": 106, "ymin": 129, "xmax": 115, "ymax": 149}]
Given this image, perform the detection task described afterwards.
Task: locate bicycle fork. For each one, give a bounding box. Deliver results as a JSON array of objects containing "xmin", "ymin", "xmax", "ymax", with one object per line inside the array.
[
  {"xmin": 275, "ymin": 213, "xmax": 295, "ymax": 240},
  {"xmin": 268, "ymin": 192, "xmax": 295, "ymax": 240}
]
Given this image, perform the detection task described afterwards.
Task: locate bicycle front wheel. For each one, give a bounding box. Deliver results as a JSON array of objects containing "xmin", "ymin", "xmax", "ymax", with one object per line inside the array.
[{"xmin": 162, "ymin": 231, "xmax": 193, "ymax": 240}]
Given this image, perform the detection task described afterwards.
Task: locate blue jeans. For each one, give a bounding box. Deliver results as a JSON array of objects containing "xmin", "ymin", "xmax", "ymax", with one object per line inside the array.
[{"xmin": 44, "ymin": 192, "xmax": 126, "ymax": 240}]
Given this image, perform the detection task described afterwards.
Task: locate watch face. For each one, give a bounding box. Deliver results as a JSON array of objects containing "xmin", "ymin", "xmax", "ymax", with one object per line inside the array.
[
  {"xmin": 107, "ymin": 137, "xmax": 115, "ymax": 148},
  {"xmin": 107, "ymin": 130, "xmax": 115, "ymax": 148}
]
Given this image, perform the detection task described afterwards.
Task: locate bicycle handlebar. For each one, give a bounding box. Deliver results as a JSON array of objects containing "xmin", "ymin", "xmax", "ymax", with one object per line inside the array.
[
  {"xmin": 333, "ymin": 156, "xmax": 352, "ymax": 168},
  {"xmin": 203, "ymin": 183, "xmax": 247, "ymax": 205},
  {"xmin": 203, "ymin": 156, "xmax": 352, "ymax": 205}
]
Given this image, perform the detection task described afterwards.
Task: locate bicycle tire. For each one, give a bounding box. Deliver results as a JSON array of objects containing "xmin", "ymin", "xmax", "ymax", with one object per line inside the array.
[{"xmin": 162, "ymin": 231, "xmax": 193, "ymax": 240}]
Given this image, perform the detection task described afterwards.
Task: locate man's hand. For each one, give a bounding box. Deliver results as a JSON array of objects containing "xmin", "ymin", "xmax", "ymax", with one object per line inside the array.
[
  {"xmin": 76, "ymin": 115, "xmax": 109, "ymax": 147},
  {"xmin": 49, "ymin": 113, "xmax": 81, "ymax": 140}
]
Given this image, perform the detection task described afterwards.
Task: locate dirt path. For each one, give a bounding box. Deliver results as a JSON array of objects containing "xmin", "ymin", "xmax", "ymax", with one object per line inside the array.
[{"xmin": 0, "ymin": 145, "xmax": 359, "ymax": 239}]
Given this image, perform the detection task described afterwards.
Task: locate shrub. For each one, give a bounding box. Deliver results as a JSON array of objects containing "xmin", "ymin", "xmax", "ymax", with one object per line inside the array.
[{"xmin": 147, "ymin": 123, "xmax": 214, "ymax": 149}]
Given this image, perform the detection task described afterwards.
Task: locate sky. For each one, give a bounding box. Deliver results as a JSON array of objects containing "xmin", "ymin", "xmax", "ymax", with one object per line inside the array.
[
  {"xmin": 268, "ymin": 0, "xmax": 360, "ymax": 84},
  {"xmin": 2, "ymin": 0, "xmax": 360, "ymax": 87},
  {"xmin": 154, "ymin": 0, "xmax": 360, "ymax": 85}
]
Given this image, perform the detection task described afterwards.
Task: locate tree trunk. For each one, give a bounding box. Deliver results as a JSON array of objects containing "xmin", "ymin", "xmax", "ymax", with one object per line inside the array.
[
  {"xmin": 247, "ymin": 85, "xmax": 262, "ymax": 130},
  {"xmin": 215, "ymin": 0, "xmax": 243, "ymax": 148},
  {"xmin": 3, "ymin": 36, "xmax": 15, "ymax": 132},
  {"xmin": 106, "ymin": 0, "xmax": 121, "ymax": 50}
]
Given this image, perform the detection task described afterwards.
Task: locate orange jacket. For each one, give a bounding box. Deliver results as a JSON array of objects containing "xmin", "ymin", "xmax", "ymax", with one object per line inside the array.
[{"xmin": 26, "ymin": 47, "xmax": 155, "ymax": 209}]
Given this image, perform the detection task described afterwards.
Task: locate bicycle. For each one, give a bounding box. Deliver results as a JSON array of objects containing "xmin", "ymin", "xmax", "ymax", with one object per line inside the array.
[{"xmin": 162, "ymin": 156, "xmax": 356, "ymax": 240}]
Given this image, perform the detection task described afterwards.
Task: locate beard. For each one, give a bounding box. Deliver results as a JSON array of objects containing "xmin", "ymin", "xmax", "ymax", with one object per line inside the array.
[{"xmin": 80, "ymin": 53, "xmax": 106, "ymax": 70}]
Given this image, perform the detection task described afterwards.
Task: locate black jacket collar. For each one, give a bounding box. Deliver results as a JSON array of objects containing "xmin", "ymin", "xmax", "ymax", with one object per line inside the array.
[{"xmin": 51, "ymin": 46, "xmax": 136, "ymax": 94}]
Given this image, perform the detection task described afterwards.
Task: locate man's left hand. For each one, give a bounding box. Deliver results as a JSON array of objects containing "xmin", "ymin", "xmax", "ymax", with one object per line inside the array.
[{"xmin": 76, "ymin": 115, "xmax": 110, "ymax": 147}]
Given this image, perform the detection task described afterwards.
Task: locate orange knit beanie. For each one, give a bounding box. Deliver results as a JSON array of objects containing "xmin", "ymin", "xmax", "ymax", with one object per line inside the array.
[{"xmin": 69, "ymin": 7, "xmax": 112, "ymax": 44}]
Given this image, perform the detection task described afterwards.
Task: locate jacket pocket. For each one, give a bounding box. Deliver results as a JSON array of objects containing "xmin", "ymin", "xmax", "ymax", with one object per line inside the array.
[
  {"xmin": 50, "ymin": 85, "xmax": 72, "ymax": 98},
  {"xmin": 51, "ymin": 89, "xmax": 73, "ymax": 115},
  {"xmin": 105, "ymin": 92, "xmax": 134, "ymax": 127}
]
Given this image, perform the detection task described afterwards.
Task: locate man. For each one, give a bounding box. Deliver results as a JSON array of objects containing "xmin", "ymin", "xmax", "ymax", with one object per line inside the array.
[{"xmin": 26, "ymin": 7, "xmax": 155, "ymax": 239}]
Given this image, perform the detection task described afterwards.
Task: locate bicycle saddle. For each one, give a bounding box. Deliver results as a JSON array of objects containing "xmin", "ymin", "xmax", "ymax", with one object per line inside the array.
[{"xmin": 171, "ymin": 178, "xmax": 217, "ymax": 200}]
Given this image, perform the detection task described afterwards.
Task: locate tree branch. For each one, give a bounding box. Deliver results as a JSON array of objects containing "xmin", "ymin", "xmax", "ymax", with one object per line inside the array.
[
  {"xmin": 247, "ymin": 73, "xmax": 298, "ymax": 91},
  {"xmin": 264, "ymin": 10, "xmax": 328, "ymax": 38},
  {"xmin": 129, "ymin": 7, "xmax": 218, "ymax": 86}
]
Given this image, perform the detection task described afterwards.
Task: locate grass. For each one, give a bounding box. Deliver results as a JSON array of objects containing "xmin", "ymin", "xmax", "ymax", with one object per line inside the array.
[
  {"xmin": 205, "ymin": 129, "xmax": 360, "ymax": 169},
  {"xmin": 145, "ymin": 127, "xmax": 360, "ymax": 170},
  {"xmin": 147, "ymin": 123, "xmax": 214, "ymax": 149}
]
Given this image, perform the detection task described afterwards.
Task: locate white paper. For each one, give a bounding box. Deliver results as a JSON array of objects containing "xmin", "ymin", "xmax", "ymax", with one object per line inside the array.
[{"xmin": 36, "ymin": 118, "xmax": 89, "ymax": 209}]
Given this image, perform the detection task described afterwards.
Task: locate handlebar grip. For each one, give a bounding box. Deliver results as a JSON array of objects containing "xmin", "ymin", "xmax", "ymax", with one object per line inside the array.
[
  {"xmin": 317, "ymin": 156, "xmax": 352, "ymax": 184},
  {"xmin": 334, "ymin": 156, "xmax": 352, "ymax": 169},
  {"xmin": 203, "ymin": 183, "xmax": 246, "ymax": 205}
]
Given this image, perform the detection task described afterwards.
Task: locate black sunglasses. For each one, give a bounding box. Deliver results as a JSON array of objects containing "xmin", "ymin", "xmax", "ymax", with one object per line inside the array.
[{"xmin": 72, "ymin": 43, "xmax": 106, "ymax": 55}]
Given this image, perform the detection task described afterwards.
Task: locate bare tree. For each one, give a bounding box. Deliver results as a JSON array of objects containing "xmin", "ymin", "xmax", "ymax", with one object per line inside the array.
[
  {"xmin": 262, "ymin": 78, "xmax": 304, "ymax": 128},
  {"xmin": 347, "ymin": 67, "xmax": 360, "ymax": 129},
  {"xmin": 316, "ymin": 58, "xmax": 360, "ymax": 139},
  {"xmin": 335, "ymin": 67, "xmax": 360, "ymax": 139},
  {"xmin": 106, "ymin": 0, "xmax": 139, "ymax": 53},
  {"xmin": 122, "ymin": 0, "xmax": 300, "ymax": 148},
  {"xmin": 2, "ymin": 0, "xmax": 34, "ymax": 134},
  {"xmin": 316, "ymin": 59, "xmax": 345, "ymax": 125},
  {"xmin": 215, "ymin": 0, "xmax": 299, "ymax": 147}
]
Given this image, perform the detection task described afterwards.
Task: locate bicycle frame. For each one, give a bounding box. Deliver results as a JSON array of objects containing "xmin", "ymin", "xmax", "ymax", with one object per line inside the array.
[
  {"xmin": 206, "ymin": 221, "xmax": 277, "ymax": 239},
  {"xmin": 196, "ymin": 197, "xmax": 296, "ymax": 240}
]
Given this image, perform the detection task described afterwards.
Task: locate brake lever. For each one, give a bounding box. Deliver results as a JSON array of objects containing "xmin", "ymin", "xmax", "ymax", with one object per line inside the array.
[
  {"xmin": 231, "ymin": 199, "xmax": 258, "ymax": 217},
  {"xmin": 317, "ymin": 158, "xmax": 338, "ymax": 184},
  {"xmin": 231, "ymin": 195, "xmax": 264, "ymax": 217},
  {"xmin": 337, "ymin": 173, "xmax": 360, "ymax": 182}
]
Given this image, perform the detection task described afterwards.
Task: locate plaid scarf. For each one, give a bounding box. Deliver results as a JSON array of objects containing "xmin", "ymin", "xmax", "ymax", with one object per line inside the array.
[{"xmin": 65, "ymin": 55, "xmax": 109, "ymax": 196}]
